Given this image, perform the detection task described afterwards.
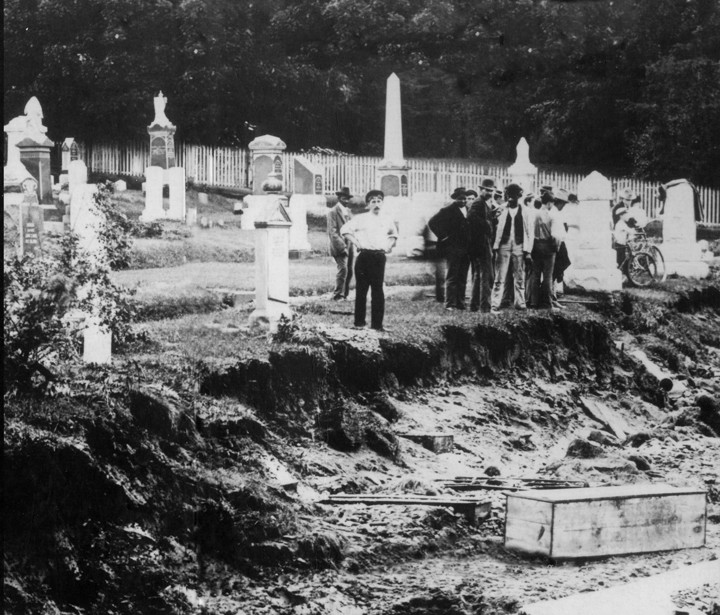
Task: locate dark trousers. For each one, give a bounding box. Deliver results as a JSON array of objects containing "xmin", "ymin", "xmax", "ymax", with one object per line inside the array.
[
  {"xmin": 445, "ymin": 251, "xmax": 470, "ymax": 309},
  {"xmin": 470, "ymin": 243, "xmax": 493, "ymax": 312},
  {"xmin": 529, "ymin": 240, "xmax": 556, "ymax": 308},
  {"xmin": 354, "ymin": 250, "xmax": 386, "ymax": 329},
  {"xmin": 333, "ymin": 246, "xmax": 354, "ymax": 299}
]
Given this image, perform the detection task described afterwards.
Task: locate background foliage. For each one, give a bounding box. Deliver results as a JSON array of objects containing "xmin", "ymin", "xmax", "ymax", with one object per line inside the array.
[{"xmin": 4, "ymin": 0, "xmax": 720, "ymax": 185}]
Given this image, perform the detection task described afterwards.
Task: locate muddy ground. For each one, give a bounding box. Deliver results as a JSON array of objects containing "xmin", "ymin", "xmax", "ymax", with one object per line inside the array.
[{"xmin": 4, "ymin": 282, "xmax": 720, "ymax": 615}]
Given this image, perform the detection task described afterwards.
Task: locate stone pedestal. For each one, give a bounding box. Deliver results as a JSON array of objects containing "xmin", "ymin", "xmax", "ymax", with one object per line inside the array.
[
  {"xmin": 661, "ymin": 179, "xmax": 709, "ymax": 278},
  {"xmin": 17, "ymin": 136, "xmax": 54, "ymax": 204},
  {"xmin": 167, "ymin": 166, "xmax": 186, "ymax": 220},
  {"xmin": 377, "ymin": 73, "xmax": 410, "ymax": 197},
  {"xmin": 380, "ymin": 196, "xmax": 413, "ymax": 255},
  {"xmin": 141, "ymin": 166, "xmax": 165, "ymax": 221},
  {"xmin": 248, "ymin": 196, "xmax": 293, "ymax": 331},
  {"xmin": 565, "ymin": 171, "xmax": 621, "ymax": 291},
  {"xmin": 508, "ymin": 138, "xmax": 538, "ymax": 196},
  {"xmin": 249, "ymin": 135, "xmax": 286, "ymax": 195}
]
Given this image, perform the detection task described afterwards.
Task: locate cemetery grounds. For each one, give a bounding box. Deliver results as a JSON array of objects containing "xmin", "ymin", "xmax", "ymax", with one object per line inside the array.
[{"xmin": 4, "ymin": 188, "xmax": 720, "ymax": 615}]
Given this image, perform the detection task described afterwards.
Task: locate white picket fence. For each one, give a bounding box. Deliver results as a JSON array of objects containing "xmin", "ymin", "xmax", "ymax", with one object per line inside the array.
[{"xmin": 79, "ymin": 141, "xmax": 720, "ymax": 225}]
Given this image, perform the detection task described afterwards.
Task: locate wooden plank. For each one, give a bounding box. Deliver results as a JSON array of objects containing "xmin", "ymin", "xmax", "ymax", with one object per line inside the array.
[
  {"xmin": 505, "ymin": 519, "xmax": 552, "ymax": 556},
  {"xmin": 509, "ymin": 484, "xmax": 705, "ymax": 504},
  {"xmin": 506, "ymin": 496, "xmax": 553, "ymax": 525},
  {"xmin": 552, "ymin": 494, "xmax": 706, "ymax": 531}
]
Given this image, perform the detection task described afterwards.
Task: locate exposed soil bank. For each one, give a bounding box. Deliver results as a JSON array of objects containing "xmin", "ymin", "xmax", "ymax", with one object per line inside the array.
[{"xmin": 4, "ymin": 284, "xmax": 720, "ymax": 615}]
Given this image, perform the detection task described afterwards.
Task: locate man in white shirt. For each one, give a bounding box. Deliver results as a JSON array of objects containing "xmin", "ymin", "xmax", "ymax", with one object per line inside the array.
[{"xmin": 341, "ymin": 190, "xmax": 398, "ymax": 331}]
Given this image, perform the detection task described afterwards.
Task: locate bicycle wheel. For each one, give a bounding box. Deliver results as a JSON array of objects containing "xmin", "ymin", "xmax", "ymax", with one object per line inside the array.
[
  {"xmin": 628, "ymin": 251, "xmax": 657, "ymax": 287},
  {"xmin": 650, "ymin": 246, "xmax": 667, "ymax": 282}
]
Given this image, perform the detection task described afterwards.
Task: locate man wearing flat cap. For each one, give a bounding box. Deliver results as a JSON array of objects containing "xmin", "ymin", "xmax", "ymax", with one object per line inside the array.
[
  {"xmin": 428, "ymin": 187, "xmax": 472, "ymax": 310},
  {"xmin": 327, "ymin": 187, "xmax": 355, "ymax": 300},
  {"xmin": 467, "ymin": 178, "xmax": 497, "ymax": 312}
]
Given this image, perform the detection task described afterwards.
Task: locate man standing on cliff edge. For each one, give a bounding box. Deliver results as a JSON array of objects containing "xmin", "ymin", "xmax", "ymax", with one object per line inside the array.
[{"xmin": 340, "ymin": 190, "xmax": 398, "ymax": 332}]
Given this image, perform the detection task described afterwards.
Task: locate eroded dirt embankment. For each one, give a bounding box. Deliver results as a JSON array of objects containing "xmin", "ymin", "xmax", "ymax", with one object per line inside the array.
[{"xmin": 4, "ymin": 286, "xmax": 720, "ymax": 615}]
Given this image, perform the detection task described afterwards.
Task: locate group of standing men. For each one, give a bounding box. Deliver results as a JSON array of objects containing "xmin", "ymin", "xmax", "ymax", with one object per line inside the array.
[
  {"xmin": 428, "ymin": 180, "xmax": 571, "ymax": 313},
  {"xmin": 325, "ymin": 180, "xmax": 573, "ymax": 333}
]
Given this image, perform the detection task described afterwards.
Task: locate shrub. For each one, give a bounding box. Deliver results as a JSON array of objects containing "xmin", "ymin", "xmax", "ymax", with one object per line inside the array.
[{"xmin": 4, "ymin": 204, "xmax": 137, "ymax": 397}]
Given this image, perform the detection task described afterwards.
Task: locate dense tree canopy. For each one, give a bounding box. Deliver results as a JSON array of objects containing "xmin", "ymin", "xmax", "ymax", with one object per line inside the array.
[{"xmin": 4, "ymin": 0, "xmax": 720, "ymax": 185}]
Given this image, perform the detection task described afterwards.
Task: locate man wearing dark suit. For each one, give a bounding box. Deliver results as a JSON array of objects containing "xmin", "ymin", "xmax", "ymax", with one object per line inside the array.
[
  {"xmin": 327, "ymin": 187, "xmax": 354, "ymax": 300},
  {"xmin": 428, "ymin": 187, "xmax": 471, "ymax": 310},
  {"xmin": 467, "ymin": 179, "xmax": 496, "ymax": 312}
]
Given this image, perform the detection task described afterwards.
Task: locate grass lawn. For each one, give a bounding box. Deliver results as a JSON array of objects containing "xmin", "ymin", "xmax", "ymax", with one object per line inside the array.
[{"xmin": 112, "ymin": 255, "xmax": 436, "ymax": 300}]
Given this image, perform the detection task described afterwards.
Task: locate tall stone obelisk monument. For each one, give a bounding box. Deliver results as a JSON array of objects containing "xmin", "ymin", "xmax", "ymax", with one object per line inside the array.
[{"xmin": 376, "ymin": 73, "xmax": 410, "ymax": 197}]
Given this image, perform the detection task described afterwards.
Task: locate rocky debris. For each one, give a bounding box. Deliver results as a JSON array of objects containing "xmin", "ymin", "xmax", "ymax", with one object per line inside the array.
[
  {"xmin": 129, "ymin": 384, "xmax": 201, "ymax": 446},
  {"xmin": 363, "ymin": 391, "xmax": 401, "ymax": 423},
  {"xmin": 296, "ymin": 532, "xmax": 346, "ymax": 569},
  {"xmin": 696, "ymin": 394, "xmax": 720, "ymax": 436},
  {"xmin": 317, "ymin": 402, "xmax": 402, "ymax": 461},
  {"xmin": 382, "ymin": 586, "xmax": 486, "ymax": 615},
  {"xmin": 485, "ymin": 466, "xmax": 501, "ymax": 476},
  {"xmin": 588, "ymin": 429, "xmax": 620, "ymax": 447},
  {"xmin": 566, "ymin": 438, "xmax": 605, "ymax": 458},
  {"xmin": 626, "ymin": 454, "xmax": 652, "ymax": 471}
]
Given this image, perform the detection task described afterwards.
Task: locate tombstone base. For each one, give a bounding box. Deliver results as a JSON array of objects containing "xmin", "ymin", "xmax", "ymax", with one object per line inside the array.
[
  {"xmin": 565, "ymin": 266, "xmax": 622, "ymax": 292},
  {"xmin": 248, "ymin": 303, "xmax": 292, "ymax": 333},
  {"xmin": 664, "ymin": 260, "xmax": 710, "ymax": 279},
  {"xmin": 83, "ymin": 325, "xmax": 112, "ymax": 364}
]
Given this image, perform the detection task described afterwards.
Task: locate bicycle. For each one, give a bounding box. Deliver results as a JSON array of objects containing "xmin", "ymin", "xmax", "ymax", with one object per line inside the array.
[
  {"xmin": 618, "ymin": 243, "xmax": 658, "ymax": 287},
  {"xmin": 629, "ymin": 227, "xmax": 667, "ymax": 282}
]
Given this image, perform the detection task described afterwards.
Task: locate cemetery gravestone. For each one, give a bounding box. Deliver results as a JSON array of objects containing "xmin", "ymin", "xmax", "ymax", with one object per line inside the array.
[
  {"xmin": 661, "ymin": 179, "xmax": 709, "ymax": 278},
  {"xmin": 508, "ymin": 138, "xmax": 538, "ymax": 196},
  {"xmin": 19, "ymin": 179, "xmax": 44, "ymax": 256},
  {"xmin": 249, "ymin": 182, "xmax": 293, "ymax": 331},
  {"xmin": 249, "ymin": 135, "xmax": 287, "ymax": 195},
  {"xmin": 288, "ymin": 155, "xmax": 321, "ymax": 252},
  {"xmin": 564, "ymin": 171, "xmax": 621, "ymax": 291},
  {"xmin": 68, "ymin": 160, "xmax": 88, "ymax": 199},
  {"xmin": 147, "ymin": 91, "xmax": 176, "ymax": 169},
  {"xmin": 167, "ymin": 167, "xmax": 186, "ymax": 221},
  {"xmin": 140, "ymin": 166, "xmax": 165, "ymax": 222},
  {"xmin": 376, "ymin": 73, "xmax": 410, "ymax": 196}
]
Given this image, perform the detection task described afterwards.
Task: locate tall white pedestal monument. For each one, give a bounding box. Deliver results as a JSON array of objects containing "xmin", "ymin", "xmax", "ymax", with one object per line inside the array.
[
  {"xmin": 248, "ymin": 175, "xmax": 293, "ymax": 331},
  {"xmin": 565, "ymin": 171, "xmax": 622, "ymax": 291},
  {"xmin": 508, "ymin": 138, "xmax": 538, "ymax": 196}
]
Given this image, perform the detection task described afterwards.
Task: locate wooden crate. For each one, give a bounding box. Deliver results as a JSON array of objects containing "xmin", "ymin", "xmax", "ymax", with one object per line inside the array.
[{"xmin": 504, "ymin": 484, "xmax": 706, "ymax": 560}]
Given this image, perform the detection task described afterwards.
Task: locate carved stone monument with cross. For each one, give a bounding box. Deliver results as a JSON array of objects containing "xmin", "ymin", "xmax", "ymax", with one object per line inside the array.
[
  {"xmin": 248, "ymin": 175, "xmax": 293, "ymax": 331},
  {"xmin": 141, "ymin": 92, "xmax": 186, "ymax": 222}
]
